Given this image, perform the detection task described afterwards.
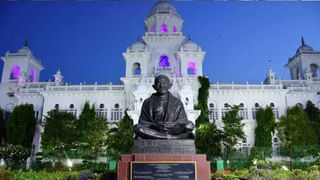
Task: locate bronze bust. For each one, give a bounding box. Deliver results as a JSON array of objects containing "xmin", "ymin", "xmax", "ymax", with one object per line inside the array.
[{"xmin": 134, "ymin": 75, "xmax": 194, "ymax": 139}]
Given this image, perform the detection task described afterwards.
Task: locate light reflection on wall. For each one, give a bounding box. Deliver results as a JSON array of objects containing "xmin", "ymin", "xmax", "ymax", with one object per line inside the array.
[
  {"xmin": 151, "ymin": 26, "xmax": 156, "ymax": 33},
  {"xmin": 173, "ymin": 26, "xmax": 176, "ymax": 32},
  {"xmin": 187, "ymin": 61, "xmax": 196, "ymax": 75},
  {"xmin": 159, "ymin": 55, "xmax": 170, "ymax": 67},
  {"xmin": 10, "ymin": 66, "xmax": 20, "ymax": 80}
]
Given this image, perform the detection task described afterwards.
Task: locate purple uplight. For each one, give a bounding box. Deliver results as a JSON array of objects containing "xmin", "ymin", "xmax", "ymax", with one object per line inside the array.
[
  {"xmin": 161, "ymin": 24, "xmax": 168, "ymax": 33},
  {"xmin": 30, "ymin": 69, "xmax": 35, "ymax": 82},
  {"xmin": 159, "ymin": 55, "xmax": 170, "ymax": 67},
  {"xmin": 151, "ymin": 26, "xmax": 156, "ymax": 33},
  {"xmin": 187, "ymin": 61, "xmax": 196, "ymax": 75},
  {"xmin": 10, "ymin": 66, "xmax": 20, "ymax": 80},
  {"xmin": 173, "ymin": 26, "xmax": 177, "ymax": 32}
]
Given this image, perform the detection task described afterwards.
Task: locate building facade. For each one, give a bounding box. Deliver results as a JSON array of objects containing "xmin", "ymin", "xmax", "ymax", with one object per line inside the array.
[{"xmin": 0, "ymin": 1, "xmax": 320, "ymax": 154}]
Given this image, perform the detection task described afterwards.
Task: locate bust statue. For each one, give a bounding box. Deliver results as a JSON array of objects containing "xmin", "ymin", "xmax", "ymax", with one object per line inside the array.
[{"xmin": 134, "ymin": 75, "xmax": 194, "ymax": 139}]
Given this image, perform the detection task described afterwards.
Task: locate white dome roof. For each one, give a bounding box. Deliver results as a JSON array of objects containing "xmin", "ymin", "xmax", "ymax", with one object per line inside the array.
[
  {"xmin": 129, "ymin": 40, "xmax": 146, "ymax": 52},
  {"xmin": 149, "ymin": 1, "xmax": 177, "ymax": 15},
  {"xmin": 182, "ymin": 39, "xmax": 200, "ymax": 52},
  {"xmin": 17, "ymin": 41, "xmax": 33, "ymax": 56},
  {"xmin": 296, "ymin": 37, "xmax": 314, "ymax": 54}
]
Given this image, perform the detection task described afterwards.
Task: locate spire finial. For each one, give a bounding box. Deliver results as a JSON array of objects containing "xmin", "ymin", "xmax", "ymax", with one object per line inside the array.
[
  {"xmin": 301, "ymin": 36, "xmax": 305, "ymax": 45},
  {"xmin": 188, "ymin": 35, "xmax": 191, "ymax": 41},
  {"xmin": 137, "ymin": 36, "xmax": 140, "ymax": 42},
  {"xmin": 24, "ymin": 40, "xmax": 29, "ymax": 47}
]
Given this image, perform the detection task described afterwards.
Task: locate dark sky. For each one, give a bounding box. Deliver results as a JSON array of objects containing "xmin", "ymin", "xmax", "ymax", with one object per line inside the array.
[{"xmin": 0, "ymin": 1, "xmax": 319, "ymax": 85}]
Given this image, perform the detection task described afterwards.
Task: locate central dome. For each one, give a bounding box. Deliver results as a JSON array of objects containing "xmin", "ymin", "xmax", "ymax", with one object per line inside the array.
[{"xmin": 148, "ymin": 1, "xmax": 178, "ymax": 17}]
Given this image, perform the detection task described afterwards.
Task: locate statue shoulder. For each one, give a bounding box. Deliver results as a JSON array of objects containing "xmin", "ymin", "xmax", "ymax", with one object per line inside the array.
[{"xmin": 169, "ymin": 93, "xmax": 184, "ymax": 106}]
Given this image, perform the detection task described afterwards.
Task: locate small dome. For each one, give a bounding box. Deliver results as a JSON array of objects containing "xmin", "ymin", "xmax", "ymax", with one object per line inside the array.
[
  {"xmin": 129, "ymin": 40, "xmax": 146, "ymax": 52},
  {"xmin": 149, "ymin": 1, "xmax": 177, "ymax": 16},
  {"xmin": 296, "ymin": 44, "xmax": 313, "ymax": 54},
  {"xmin": 181, "ymin": 38, "xmax": 200, "ymax": 52},
  {"xmin": 296, "ymin": 37, "xmax": 314, "ymax": 54},
  {"xmin": 18, "ymin": 46, "xmax": 33, "ymax": 55}
]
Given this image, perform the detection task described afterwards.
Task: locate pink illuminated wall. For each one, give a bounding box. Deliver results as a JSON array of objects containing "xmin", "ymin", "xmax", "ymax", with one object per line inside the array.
[
  {"xmin": 30, "ymin": 69, "xmax": 35, "ymax": 82},
  {"xmin": 161, "ymin": 24, "xmax": 168, "ymax": 33},
  {"xmin": 159, "ymin": 55, "xmax": 170, "ymax": 67},
  {"xmin": 10, "ymin": 66, "xmax": 20, "ymax": 80},
  {"xmin": 187, "ymin": 62, "xmax": 196, "ymax": 75}
]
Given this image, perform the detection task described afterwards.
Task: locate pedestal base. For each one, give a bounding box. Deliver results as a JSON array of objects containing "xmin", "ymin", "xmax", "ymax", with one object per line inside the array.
[{"xmin": 117, "ymin": 154, "xmax": 211, "ymax": 180}]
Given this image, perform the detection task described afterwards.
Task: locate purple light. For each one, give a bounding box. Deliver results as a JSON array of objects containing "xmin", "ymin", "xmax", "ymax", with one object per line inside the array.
[
  {"xmin": 30, "ymin": 69, "xmax": 35, "ymax": 82},
  {"xmin": 161, "ymin": 24, "xmax": 168, "ymax": 33},
  {"xmin": 159, "ymin": 55, "xmax": 170, "ymax": 67},
  {"xmin": 173, "ymin": 26, "xmax": 177, "ymax": 32},
  {"xmin": 10, "ymin": 66, "xmax": 20, "ymax": 80},
  {"xmin": 187, "ymin": 62, "xmax": 196, "ymax": 75},
  {"xmin": 151, "ymin": 26, "xmax": 156, "ymax": 33}
]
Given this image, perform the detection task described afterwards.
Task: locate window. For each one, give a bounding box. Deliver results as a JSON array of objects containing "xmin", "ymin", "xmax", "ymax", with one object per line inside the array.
[
  {"xmin": 221, "ymin": 103, "xmax": 230, "ymax": 118},
  {"xmin": 151, "ymin": 26, "xmax": 156, "ymax": 33},
  {"xmin": 252, "ymin": 103, "xmax": 260, "ymax": 119},
  {"xmin": 30, "ymin": 69, "xmax": 35, "ymax": 82},
  {"xmin": 187, "ymin": 61, "xmax": 196, "ymax": 75},
  {"xmin": 10, "ymin": 66, "xmax": 20, "ymax": 80},
  {"xmin": 96, "ymin": 104, "xmax": 107, "ymax": 118},
  {"xmin": 172, "ymin": 26, "xmax": 177, "ymax": 32},
  {"xmin": 68, "ymin": 104, "xmax": 77, "ymax": 116},
  {"xmin": 238, "ymin": 103, "xmax": 248, "ymax": 119},
  {"xmin": 310, "ymin": 64, "xmax": 319, "ymax": 78},
  {"xmin": 111, "ymin": 103, "xmax": 122, "ymax": 122},
  {"xmin": 132, "ymin": 63, "xmax": 141, "ymax": 76},
  {"xmin": 160, "ymin": 24, "xmax": 168, "ymax": 33},
  {"xmin": 159, "ymin": 55, "xmax": 170, "ymax": 67},
  {"xmin": 208, "ymin": 103, "xmax": 218, "ymax": 121},
  {"xmin": 270, "ymin": 102, "xmax": 279, "ymax": 119}
]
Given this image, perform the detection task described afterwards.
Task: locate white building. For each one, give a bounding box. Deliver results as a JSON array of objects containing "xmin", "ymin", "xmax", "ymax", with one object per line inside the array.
[{"xmin": 0, "ymin": 1, "xmax": 319, "ymax": 154}]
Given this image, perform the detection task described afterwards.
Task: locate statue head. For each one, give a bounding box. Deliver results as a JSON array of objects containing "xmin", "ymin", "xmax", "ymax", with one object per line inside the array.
[{"xmin": 153, "ymin": 75, "xmax": 172, "ymax": 95}]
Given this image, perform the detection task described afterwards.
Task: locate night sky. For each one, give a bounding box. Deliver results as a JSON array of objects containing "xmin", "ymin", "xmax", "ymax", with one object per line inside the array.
[{"xmin": 0, "ymin": 1, "xmax": 319, "ymax": 85}]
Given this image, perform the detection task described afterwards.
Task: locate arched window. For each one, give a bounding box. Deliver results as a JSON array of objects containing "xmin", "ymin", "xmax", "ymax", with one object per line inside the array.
[
  {"xmin": 222, "ymin": 103, "xmax": 230, "ymax": 118},
  {"xmin": 160, "ymin": 24, "xmax": 168, "ymax": 33},
  {"xmin": 159, "ymin": 55, "xmax": 170, "ymax": 67},
  {"xmin": 68, "ymin": 104, "xmax": 77, "ymax": 116},
  {"xmin": 208, "ymin": 103, "xmax": 218, "ymax": 121},
  {"xmin": 54, "ymin": 104, "xmax": 59, "ymax": 109},
  {"xmin": 270, "ymin": 102, "xmax": 279, "ymax": 119},
  {"xmin": 10, "ymin": 66, "xmax": 20, "ymax": 80},
  {"xmin": 296, "ymin": 68, "xmax": 300, "ymax": 80},
  {"xmin": 296, "ymin": 103, "xmax": 303, "ymax": 109},
  {"xmin": 310, "ymin": 64, "xmax": 319, "ymax": 78},
  {"xmin": 111, "ymin": 103, "xmax": 122, "ymax": 122},
  {"xmin": 172, "ymin": 26, "xmax": 177, "ymax": 32},
  {"xmin": 252, "ymin": 103, "xmax": 260, "ymax": 119},
  {"xmin": 151, "ymin": 26, "xmax": 156, "ymax": 33},
  {"xmin": 132, "ymin": 63, "xmax": 141, "ymax": 76},
  {"xmin": 96, "ymin": 103, "xmax": 107, "ymax": 118},
  {"xmin": 239, "ymin": 103, "xmax": 248, "ymax": 119},
  {"xmin": 187, "ymin": 61, "xmax": 196, "ymax": 75},
  {"xmin": 30, "ymin": 69, "xmax": 35, "ymax": 82},
  {"xmin": 273, "ymin": 138, "xmax": 278, "ymax": 143}
]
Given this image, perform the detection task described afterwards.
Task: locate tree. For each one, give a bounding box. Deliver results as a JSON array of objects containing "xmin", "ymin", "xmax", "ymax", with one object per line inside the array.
[
  {"xmin": 76, "ymin": 101, "xmax": 108, "ymax": 162},
  {"xmin": 304, "ymin": 101, "xmax": 320, "ymax": 146},
  {"xmin": 195, "ymin": 122, "xmax": 223, "ymax": 159},
  {"xmin": 222, "ymin": 105, "xmax": 245, "ymax": 159},
  {"xmin": 106, "ymin": 111, "xmax": 133, "ymax": 158},
  {"xmin": 254, "ymin": 106, "xmax": 276, "ymax": 159},
  {"xmin": 0, "ymin": 108, "xmax": 5, "ymax": 145},
  {"xmin": 276, "ymin": 105, "xmax": 318, "ymax": 160},
  {"xmin": 195, "ymin": 76, "xmax": 210, "ymax": 127},
  {"xmin": 41, "ymin": 108, "xmax": 77, "ymax": 162},
  {"xmin": 6, "ymin": 104, "xmax": 36, "ymax": 148}
]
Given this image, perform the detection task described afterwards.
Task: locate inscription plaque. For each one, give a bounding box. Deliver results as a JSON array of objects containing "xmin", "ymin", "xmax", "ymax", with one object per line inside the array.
[{"xmin": 131, "ymin": 161, "xmax": 196, "ymax": 180}]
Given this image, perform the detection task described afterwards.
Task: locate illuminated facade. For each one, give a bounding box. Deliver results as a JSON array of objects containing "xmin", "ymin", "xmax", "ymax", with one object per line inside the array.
[{"xmin": 0, "ymin": 2, "xmax": 320, "ymax": 156}]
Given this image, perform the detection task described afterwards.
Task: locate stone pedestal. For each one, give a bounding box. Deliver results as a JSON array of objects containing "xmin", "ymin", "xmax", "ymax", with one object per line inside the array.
[
  {"xmin": 117, "ymin": 154, "xmax": 211, "ymax": 180},
  {"xmin": 132, "ymin": 139, "xmax": 196, "ymax": 154}
]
